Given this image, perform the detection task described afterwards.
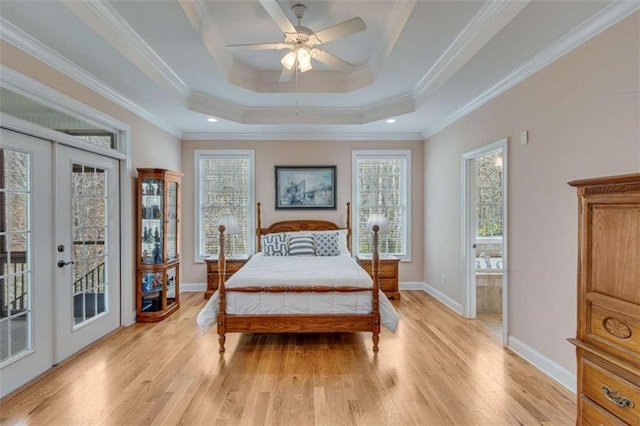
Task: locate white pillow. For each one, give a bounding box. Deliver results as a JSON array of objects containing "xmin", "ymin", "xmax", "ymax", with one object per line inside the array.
[{"xmin": 285, "ymin": 229, "xmax": 349, "ymax": 255}]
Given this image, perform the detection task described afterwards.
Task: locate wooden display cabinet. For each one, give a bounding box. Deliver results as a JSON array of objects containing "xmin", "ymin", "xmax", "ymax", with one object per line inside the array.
[
  {"xmin": 136, "ymin": 168, "xmax": 182, "ymax": 322},
  {"xmin": 356, "ymin": 255, "xmax": 400, "ymax": 299}
]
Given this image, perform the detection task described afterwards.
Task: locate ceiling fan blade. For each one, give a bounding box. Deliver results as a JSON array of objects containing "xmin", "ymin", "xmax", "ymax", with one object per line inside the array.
[
  {"xmin": 314, "ymin": 17, "xmax": 366, "ymax": 44},
  {"xmin": 278, "ymin": 67, "xmax": 294, "ymax": 82},
  {"xmin": 312, "ymin": 49, "xmax": 356, "ymax": 72},
  {"xmin": 226, "ymin": 42, "xmax": 285, "ymax": 51},
  {"xmin": 259, "ymin": 0, "xmax": 296, "ymax": 34}
]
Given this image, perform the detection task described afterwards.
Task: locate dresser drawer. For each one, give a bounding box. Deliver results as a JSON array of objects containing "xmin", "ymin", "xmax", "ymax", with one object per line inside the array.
[
  {"xmin": 581, "ymin": 357, "xmax": 639, "ymax": 425},
  {"xmin": 207, "ymin": 259, "xmax": 245, "ymax": 274},
  {"xmin": 205, "ymin": 258, "xmax": 248, "ymax": 298},
  {"xmin": 358, "ymin": 260, "xmax": 397, "ymax": 278},
  {"xmin": 581, "ymin": 396, "xmax": 626, "ymax": 426},
  {"xmin": 378, "ymin": 278, "xmax": 396, "ymax": 293},
  {"xmin": 588, "ymin": 303, "xmax": 640, "ymax": 365}
]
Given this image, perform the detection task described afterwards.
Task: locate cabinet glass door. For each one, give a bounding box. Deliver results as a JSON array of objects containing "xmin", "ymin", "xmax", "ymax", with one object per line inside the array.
[
  {"xmin": 140, "ymin": 179, "xmax": 163, "ymax": 264},
  {"xmin": 166, "ymin": 181, "xmax": 177, "ymax": 261}
]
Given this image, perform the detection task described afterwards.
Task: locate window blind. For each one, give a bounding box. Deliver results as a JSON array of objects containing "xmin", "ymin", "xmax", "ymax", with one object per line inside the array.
[
  {"xmin": 353, "ymin": 151, "xmax": 410, "ymax": 258},
  {"xmin": 197, "ymin": 152, "xmax": 253, "ymax": 258}
]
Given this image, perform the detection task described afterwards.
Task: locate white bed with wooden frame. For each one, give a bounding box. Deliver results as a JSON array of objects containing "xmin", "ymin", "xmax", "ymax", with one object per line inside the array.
[{"xmin": 197, "ymin": 202, "xmax": 399, "ymax": 353}]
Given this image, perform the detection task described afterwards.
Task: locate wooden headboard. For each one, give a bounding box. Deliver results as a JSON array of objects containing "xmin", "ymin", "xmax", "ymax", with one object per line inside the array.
[{"xmin": 255, "ymin": 202, "xmax": 351, "ymax": 252}]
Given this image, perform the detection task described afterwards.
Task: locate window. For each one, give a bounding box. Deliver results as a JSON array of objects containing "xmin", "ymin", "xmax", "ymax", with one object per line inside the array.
[
  {"xmin": 475, "ymin": 151, "xmax": 503, "ymax": 238},
  {"xmin": 195, "ymin": 150, "xmax": 254, "ymax": 260},
  {"xmin": 352, "ymin": 150, "xmax": 411, "ymax": 259},
  {"xmin": 0, "ymin": 88, "xmax": 117, "ymax": 150}
]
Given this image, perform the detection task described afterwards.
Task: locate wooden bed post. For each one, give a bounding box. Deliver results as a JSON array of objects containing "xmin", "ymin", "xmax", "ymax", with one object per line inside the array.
[
  {"xmin": 217, "ymin": 225, "xmax": 227, "ymax": 353},
  {"xmin": 371, "ymin": 225, "xmax": 381, "ymax": 352},
  {"xmin": 256, "ymin": 202, "xmax": 262, "ymax": 252}
]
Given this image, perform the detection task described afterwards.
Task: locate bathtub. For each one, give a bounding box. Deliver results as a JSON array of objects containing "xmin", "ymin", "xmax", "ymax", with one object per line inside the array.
[{"xmin": 475, "ymin": 257, "xmax": 503, "ymax": 273}]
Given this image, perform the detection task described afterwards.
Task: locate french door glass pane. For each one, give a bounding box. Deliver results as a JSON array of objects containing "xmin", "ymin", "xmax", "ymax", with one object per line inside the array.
[
  {"xmin": 71, "ymin": 164, "xmax": 108, "ymax": 328},
  {"xmin": 0, "ymin": 149, "xmax": 31, "ymax": 364},
  {"xmin": 167, "ymin": 182, "xmax": 177, "ymax": 261}
]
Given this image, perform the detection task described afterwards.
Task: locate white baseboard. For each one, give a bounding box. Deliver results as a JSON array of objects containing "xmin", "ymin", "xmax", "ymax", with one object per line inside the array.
[
  {"xmin": 181, "ymin": 282, "xmax": 206, "ymax": 293},
  {"xmin": 399, "ymin": 281, "xmax": 428, "ymax": 291},
  {"xmin": 507, "ymin": 336, "xmax": 577, "ymax": 394},
  {"xmin": 423, "ymin": 281, "xmax": 463, "ymax": 315}
]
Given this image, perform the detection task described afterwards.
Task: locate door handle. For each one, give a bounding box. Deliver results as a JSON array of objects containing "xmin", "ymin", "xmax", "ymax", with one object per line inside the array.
[{"xmin": 57, "ymin": 260, "xmax": 74, "ymax": 268}]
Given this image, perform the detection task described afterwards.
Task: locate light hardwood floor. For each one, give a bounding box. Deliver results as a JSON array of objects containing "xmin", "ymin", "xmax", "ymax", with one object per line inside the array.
[{"xmin": 0, "ymin": 291, "xmax": 575, "ymax": 425}]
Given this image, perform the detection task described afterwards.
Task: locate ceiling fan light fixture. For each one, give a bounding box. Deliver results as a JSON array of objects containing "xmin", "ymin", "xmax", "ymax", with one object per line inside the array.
[
  {"xmin": 297, "ymin": 48, "xmax": 312, "ymax": 72},
  {"xmin": 281, "ymin": 50, "xmax": 297, "ymax": 70},
  {"xmin": 298, "ymin": 60, "xmax": 312, "ymax": 73}
]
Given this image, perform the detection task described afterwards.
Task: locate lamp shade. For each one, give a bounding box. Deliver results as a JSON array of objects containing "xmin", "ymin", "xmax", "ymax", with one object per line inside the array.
[
  {"xmin": 297, "ymin": 48, "xmax": 312, "ymax": 72},
  {"xmin": 365, "ymin": 213, "xmax": 388, "ymax": 234},
  {"xmin": 280, "ymin": 51, "xmax": 297, "ymax": 70},
  {"xmin": 219, "ymin": 213, "xmax": 240, "ymax": 235}
]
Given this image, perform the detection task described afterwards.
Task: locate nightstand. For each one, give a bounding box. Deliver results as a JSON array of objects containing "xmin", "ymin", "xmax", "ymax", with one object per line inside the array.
[
  {"xmin": 356, "ymin": 255, "xmax": 400, "ymax": 300},
  {"xmin": 204, "ymin": 256, "xmax": 249, "ymax": 299}
]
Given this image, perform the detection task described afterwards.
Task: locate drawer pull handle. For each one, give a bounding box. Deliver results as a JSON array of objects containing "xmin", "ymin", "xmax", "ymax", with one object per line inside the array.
[{"xmin": 602, "ymin": 385, "xmax": 635, "ymax": 408}]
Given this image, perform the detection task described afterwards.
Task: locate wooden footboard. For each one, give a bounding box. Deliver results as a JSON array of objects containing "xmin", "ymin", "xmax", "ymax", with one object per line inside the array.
[{"xmin": 216, "ymin": 205, "xmax": 381, "ymax": 353}]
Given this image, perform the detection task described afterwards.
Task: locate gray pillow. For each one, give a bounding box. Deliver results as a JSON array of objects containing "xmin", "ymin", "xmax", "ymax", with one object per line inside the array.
[
  {"xmin": 314, "ymin": 232, "xmax": 340, "ymax": 256},
  {"xmin": 261, "ymin": 233, "xmax": 288, "ymax": 256}
]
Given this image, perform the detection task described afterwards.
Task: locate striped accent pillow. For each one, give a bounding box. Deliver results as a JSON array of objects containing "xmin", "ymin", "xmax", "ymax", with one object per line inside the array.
[{"xmin": 288, "ymin": 235, "xmax": 315, "ymax": 256}]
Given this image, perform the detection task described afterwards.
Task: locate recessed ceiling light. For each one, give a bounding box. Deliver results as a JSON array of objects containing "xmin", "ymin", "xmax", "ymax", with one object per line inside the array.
[
  {"xmin": 386, "ymin": 118, "xmax": 396, "ymax": 124},
  {"xmin": 207, "ymin": 117, "xmax": 218, "ymax": 122}
]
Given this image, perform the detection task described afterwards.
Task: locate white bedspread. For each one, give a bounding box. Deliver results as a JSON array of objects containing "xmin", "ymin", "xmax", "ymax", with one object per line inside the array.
[{"xmin": 197, "ymin": 254, "xmax": 400, "ymax": 333}]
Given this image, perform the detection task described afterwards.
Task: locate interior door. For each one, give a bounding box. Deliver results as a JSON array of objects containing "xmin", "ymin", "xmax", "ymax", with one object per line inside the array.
[
  {"xmin": 0, "ymin": 129, "xmax": 53, "ymax": 398},
  {"xmin": 54, "ymin": 145, "xmax": 120, "ymax": 364}
]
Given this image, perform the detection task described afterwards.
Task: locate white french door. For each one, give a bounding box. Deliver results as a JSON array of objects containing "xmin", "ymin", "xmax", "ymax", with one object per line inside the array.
[
  {"xmin": 0, "ymin": 129, "xmax": 53, "ymax": 398},
  {"xmin": 54, "ymin": 145, "xmax": 120, "ymax": 364}
]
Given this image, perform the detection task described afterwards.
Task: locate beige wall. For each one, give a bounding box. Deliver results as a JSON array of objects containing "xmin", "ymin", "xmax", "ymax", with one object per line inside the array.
[
  {"xmin": 424, "ymin": 12, "xmax": 639, "ymax": 372},
  {"xmin": 181, "ymin": 139, "xmax": 424, "ymax": 285},
  {"xmin": 1, "ymin": 40, "xmax": 182, "ymax": 317}
]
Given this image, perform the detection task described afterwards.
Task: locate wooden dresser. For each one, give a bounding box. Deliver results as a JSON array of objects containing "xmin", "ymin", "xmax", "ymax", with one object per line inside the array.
[
  {"xmin": 568, "ymin": 173, "xmax": 640, "ymax": 425},
  {"xmin": 204, "ymin": 256, "xmax": 248, "ymax": 299},
  {"xmin": 356, "ymin": 255, "xmax": 400, "ymax": 299}
]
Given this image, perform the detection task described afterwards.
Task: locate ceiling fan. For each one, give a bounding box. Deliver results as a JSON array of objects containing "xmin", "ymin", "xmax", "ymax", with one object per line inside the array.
[{"xmin": 226, "ymin": 0, "xmax": 366, "ymax": 82}]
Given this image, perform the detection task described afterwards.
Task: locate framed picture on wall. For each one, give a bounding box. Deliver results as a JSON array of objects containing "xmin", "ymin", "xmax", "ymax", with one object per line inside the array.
[{"xmin": 275, "ymin": 165, "xmax": 337, "ymax": 210}]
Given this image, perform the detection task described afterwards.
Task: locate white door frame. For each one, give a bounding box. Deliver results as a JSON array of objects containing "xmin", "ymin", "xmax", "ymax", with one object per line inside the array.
[{"xmin": 461, "ymin": 138, "xmax": 508, "ymax": 346}]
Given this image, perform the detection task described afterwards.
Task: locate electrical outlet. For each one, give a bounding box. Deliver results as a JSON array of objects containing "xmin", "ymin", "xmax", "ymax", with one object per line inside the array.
[{"xmin": 441, "ymin": 274, "xmax": 447, "ymax": 285}]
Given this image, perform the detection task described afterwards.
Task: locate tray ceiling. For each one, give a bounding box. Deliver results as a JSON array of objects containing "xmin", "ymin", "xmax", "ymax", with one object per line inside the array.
[{"xmin": 0, "ymin": 0, "xmax": 636, "ymax": 139}]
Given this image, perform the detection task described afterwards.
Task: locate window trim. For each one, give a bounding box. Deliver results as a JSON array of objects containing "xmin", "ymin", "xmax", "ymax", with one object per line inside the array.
[
  {"xmin": 352, "ymin": 149, "xmax": 412, "ymax": 261},
  {"xmin": 193, "ymin": 149, "xmax": 255, "ymax": 262}
]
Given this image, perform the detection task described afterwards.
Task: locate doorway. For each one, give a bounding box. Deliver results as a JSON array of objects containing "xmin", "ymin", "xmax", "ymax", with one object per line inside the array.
[
  {"xmin": 0, "ymin": 130, "xmax": 121, "ymax": 397},
  {"xmin": 462, "ymin": 138, "xmax": 508, "ymax": 345}
]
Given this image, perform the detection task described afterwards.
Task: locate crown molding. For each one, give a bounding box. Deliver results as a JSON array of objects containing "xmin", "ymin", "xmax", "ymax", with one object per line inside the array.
[
  {"xmin": 413, "ymin": 0, "xmax": 530, "ymax": 100},
  {"xmin": 423, "ymin": 1, "xmax": 640, "ymax": 139},
  {"xmin": 0, "ymin": 17, "xmax": 183, "ymax": 138},
  {"xmin": 187, "ymin": 91, "xmax": 415, "ymax": 125},
  {"xmin": 182, "ymin": 132, "xmax": 424, "ymax": 141},
  {"xmin": 383, "ymin": 0, "xmax": 417, "ymax": 59},
  {"xmin": 62, "ymin": 0, "xmax": 190, "ymax": 98}
]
